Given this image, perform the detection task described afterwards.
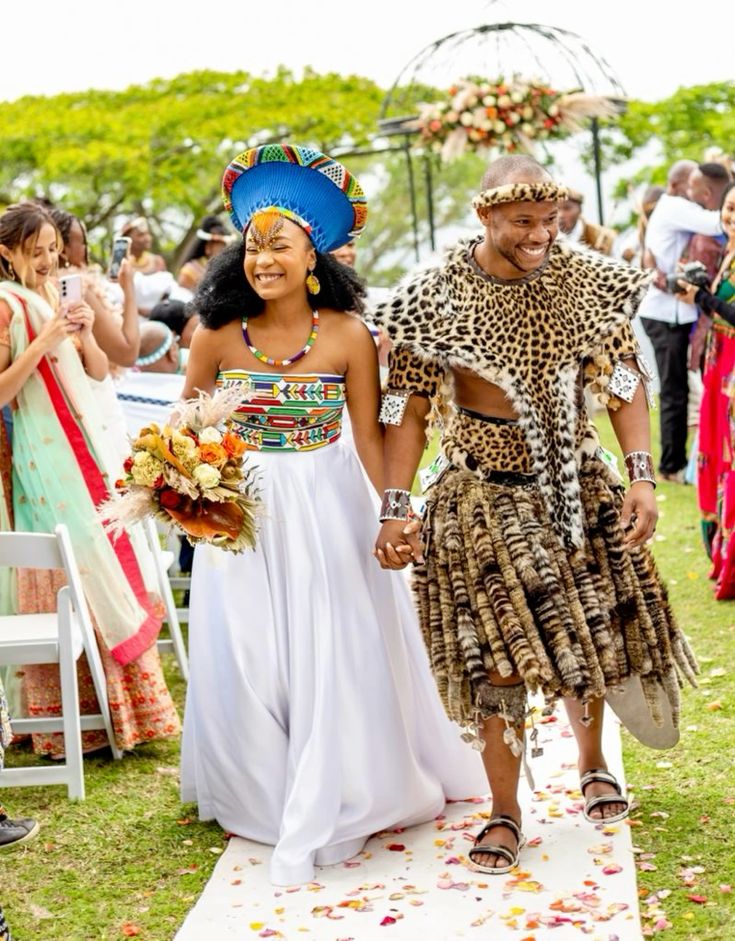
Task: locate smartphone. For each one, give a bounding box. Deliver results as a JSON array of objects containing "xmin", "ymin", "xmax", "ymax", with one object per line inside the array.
[
  {"xmin": 109, "ymin": 236, "xmax": 132, "ymax": 281},
  {"xmin": 58, "ymin": 273, "xmax": 83, "ymax": 305}
]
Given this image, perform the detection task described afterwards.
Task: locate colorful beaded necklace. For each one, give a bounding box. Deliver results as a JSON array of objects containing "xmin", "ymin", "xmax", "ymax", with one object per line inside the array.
[{"xmin": 241, "ymin": 310, "xmax": 319, "ymax": 367}]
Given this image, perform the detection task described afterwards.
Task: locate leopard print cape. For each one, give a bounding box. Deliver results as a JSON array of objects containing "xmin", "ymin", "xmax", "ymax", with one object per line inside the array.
[{"xmin": 372, "ymin": 238, "xmax": 653, "ymax": 549}]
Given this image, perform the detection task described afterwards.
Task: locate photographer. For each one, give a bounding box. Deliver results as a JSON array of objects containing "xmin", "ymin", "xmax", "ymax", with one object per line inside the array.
[
  {"xmin": 638, "ymin": 161, "xmax": 725, "ymax": 482},
  {"xmin": 677, "ymin": 182, "xmax": 735, "ymax": 599}
]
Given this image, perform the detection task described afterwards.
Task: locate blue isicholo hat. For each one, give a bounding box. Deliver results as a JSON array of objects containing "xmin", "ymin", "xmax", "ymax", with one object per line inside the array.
[{"xmin": 222, "ymin": 144, "xmax": 367, "ymax": 253}]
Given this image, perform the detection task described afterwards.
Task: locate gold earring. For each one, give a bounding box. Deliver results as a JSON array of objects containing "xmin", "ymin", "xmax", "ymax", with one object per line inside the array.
[
  {"xmin": 7, "ymin": 261, "xmax": 15, "ymax": 279},
  {"xmin": 305, "ymin": 271, "xmax": 320, "ymax": 295}
]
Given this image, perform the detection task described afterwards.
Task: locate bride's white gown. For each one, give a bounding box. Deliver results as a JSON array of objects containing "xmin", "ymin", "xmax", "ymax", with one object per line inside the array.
[{"xmin": 180, "ymin": 370, "xmax": 486, "ymax": 885}]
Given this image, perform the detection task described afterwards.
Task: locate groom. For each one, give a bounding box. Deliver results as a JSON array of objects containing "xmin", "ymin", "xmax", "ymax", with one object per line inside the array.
[{"xmin": 372, "ymin": 154, "xmax": 694, "ymax": 873}]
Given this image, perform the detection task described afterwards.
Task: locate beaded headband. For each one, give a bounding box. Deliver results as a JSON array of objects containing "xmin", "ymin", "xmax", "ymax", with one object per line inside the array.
[
  {"xmin": 196, "ymin": 228, "xmax": 234, "ymax": 243},
  {"xmin": 244, "ymin": 206, "xmax": 313, "ymax": 247},
  {"xmin": 473, "ymin": 182, "xmax": 570, "ymax": 210},
  {"xmin": 135, "ymin": 327, "xmax": 174, "ymax": 368}
]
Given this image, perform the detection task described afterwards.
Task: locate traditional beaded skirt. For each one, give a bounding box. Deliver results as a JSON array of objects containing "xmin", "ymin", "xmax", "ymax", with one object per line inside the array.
[{"xmin": 416, "ymin": 411, "xmax": 698, "ymax": 731}]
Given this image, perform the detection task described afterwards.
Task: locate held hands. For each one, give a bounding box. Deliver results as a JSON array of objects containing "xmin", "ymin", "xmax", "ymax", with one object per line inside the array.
[
  {"xmin": 62, "ymin": 301, "xmax": 95, "ymax": 339},
  {"xmin": 620, "ymin": 481, "xmax": 658, "ymax": 547},
  {"xmin": 374, "ymin": 518, "xmax": 424, "ymax": 570}
]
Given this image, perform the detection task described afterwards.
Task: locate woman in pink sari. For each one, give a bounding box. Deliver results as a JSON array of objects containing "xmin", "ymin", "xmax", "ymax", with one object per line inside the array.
[
  {"xmin": 0, "ymin": 202, "xmax": 179, "ymax": 752},
  {"xmin": 679, "ymin": 183, "xmax": 735, "ymax": 599}
]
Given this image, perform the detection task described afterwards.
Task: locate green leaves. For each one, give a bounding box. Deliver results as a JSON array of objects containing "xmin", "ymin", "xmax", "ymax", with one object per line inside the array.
[{"xmin": 0, "ymin": 69, "xmax": 384, "ymax": 259}]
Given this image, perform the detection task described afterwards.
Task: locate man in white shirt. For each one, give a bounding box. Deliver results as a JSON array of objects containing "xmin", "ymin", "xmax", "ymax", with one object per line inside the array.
[{"xmin": 638, "ymin": 160, "xmax": 723, "ymax": 479}]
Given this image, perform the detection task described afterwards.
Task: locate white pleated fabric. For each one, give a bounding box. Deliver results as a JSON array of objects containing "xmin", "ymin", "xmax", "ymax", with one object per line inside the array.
[{"xmin": 180, "ymin": 438, "xmax": 486, "ymax": 885}]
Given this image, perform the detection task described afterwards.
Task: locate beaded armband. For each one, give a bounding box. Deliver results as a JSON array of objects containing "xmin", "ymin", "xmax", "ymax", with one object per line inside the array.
[
  {"xmin": 379, "ymin": 390, "xmax": 410, "ymax": 426},
  {"xmin": 624, "ymin": 450, "xmax": 656, "ymax": 487},
  {"xmin": 607, "ymin": 353, "xmax": 655, "ymax": 409},
  {"xmin": 379, "ymin": 488, "xmax": 412, "ymax": 522}
]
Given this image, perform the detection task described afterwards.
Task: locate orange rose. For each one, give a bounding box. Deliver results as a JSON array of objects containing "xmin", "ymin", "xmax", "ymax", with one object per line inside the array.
[
  {"xmin": 198, "ymin": 442, "xmax": 229, "ymax": 467},
  {"xmin": 222, "ymin": 431, "xmax": 246, "ymax": 459}
]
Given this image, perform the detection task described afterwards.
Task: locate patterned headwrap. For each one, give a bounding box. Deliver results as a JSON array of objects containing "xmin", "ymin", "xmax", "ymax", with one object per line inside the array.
[
  {"xmin": 473, "ymin": 181, "xmax": 569, "ymax": 211},
  {"xmin": 222, "ymin": 144, "xmax": 367, "ymax": 253}
]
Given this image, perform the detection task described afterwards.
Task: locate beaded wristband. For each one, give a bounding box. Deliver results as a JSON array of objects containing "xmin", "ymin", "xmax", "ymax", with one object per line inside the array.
[
  {"xmin": 624, "ymin": 450, "xmax": 656, "ymax": 487},
  {"xmin": 379, "ymin": 488, "xmax": 412, "ymax": 522}
]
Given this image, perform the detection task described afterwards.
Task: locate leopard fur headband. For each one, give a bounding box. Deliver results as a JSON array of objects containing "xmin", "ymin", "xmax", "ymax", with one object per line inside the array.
[{"xmin": 473, "ymin": 182, "xmax": 569, "ymax": 210}]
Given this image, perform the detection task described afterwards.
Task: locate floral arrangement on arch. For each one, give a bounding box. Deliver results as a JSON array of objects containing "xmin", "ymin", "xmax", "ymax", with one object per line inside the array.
[
  {"xmin": 415, "ymin": 76, "xmax": 618, "ymax": 161},
  {"xmin": 101, "ymin": 386, "xmax": 260, "ymax": 554}
]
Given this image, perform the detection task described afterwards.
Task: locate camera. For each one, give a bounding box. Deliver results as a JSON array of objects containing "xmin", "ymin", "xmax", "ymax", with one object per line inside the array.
[{"xmin": 666, "ymin": 260, "xmax": 710, "ymax": 294}]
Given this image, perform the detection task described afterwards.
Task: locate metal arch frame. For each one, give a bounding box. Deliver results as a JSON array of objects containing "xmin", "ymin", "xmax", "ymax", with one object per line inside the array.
[
  {"xmin": 379, "ymin": 21, "xmax": 627, "ymax": 235},
  {"xmin": 380, "ymin": 22, "xmax": 626, "ymax": 118}
]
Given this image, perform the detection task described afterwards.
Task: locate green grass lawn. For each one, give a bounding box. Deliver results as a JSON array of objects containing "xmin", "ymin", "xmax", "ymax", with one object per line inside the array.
[{"xmin": 1, "ymin": 414, "xmax": 734, "ymax": 940}]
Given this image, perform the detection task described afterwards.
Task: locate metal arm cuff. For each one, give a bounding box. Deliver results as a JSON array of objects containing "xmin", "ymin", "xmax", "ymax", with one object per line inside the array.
[
  {"xmin": 624, "ymin": 450, "xmax": 656, "ymax": 487},
  {"xmin": 379, "ymin": 488, "xmax": 412, "ymax": 521},
  {"xmin": 379, "ymin": 390, "xmax": 410, "ymax": 426},
  {"xmin": 608, "ymin": 354, "xmax": 655, "ymax": 409}
]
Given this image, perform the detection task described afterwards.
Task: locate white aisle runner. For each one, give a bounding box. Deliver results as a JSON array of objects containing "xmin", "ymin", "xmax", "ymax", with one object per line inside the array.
[{"xmin": 176, "ymin": 709, "xmax": 642, "ymax": 940}]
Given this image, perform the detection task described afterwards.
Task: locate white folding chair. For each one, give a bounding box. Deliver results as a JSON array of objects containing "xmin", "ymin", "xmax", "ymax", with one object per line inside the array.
[
  {"xmin": 0, "ymin": 524, "xmax": 122, "ymax": 801},
  {"xmin": 143, "ymin": 519, "xmax": 189, "ymax": 681}
]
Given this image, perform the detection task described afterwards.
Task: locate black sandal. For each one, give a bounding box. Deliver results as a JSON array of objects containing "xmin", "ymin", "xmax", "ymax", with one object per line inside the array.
[
  {"xmin": 467, "ymin": 813, "xmax": 525, "ymax": 874},
  {"xmin": 580, "ymin": 768, "xmax": 629, "ymax": 824}
]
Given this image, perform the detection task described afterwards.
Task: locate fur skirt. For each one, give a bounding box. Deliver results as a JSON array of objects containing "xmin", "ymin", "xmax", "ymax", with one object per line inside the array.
[{"xmin": 414, "ymin": 454, "xmax": 698, "ymax": 731}]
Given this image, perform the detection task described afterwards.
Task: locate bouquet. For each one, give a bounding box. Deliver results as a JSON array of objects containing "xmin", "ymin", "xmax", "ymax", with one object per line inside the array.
[
  {"xmin": 102, "ymin": 386, "xmax": 260, "ymax": 553},
  {"xmin": 415, "ymin": 76, "xmax": 619, "ymax": 161}
]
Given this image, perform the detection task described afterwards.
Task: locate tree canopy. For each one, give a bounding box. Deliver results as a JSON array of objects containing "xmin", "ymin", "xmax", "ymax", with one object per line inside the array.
[
  {"xmin": 596, "ymin": 81, "xmax": 735, "ymax": 197},
  {"xmin": 0, "ymin": 68, "xmax": 385, "ymax": 261},
  {"xmin": 1, "ymin": 71, "xmax": 733, "ymax": 282}
]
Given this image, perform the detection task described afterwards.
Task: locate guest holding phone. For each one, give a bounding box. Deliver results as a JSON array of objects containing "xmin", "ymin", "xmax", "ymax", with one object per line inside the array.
[
  {"xmin": 51, "ymin": 209, "xmax": 141, "ymax": 368},
  {"xmin": 121, "ymin": 216, "xmax": 167, "ymax": 274},
  {"xmin": 0, "ymin": 201, "xmax": 180, "ymax": 757}
]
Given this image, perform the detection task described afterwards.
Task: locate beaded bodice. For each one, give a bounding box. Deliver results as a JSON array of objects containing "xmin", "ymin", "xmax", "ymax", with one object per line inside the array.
[{"xmin": 218, "ymin": 369, "xmax": 345, "ymax": 452}]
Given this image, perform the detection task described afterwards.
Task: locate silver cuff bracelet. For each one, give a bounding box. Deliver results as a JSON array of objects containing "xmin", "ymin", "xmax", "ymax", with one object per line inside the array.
[
  {"xmin": 624, "ymin": 450, "xmax": 656, "ymax": 487},
  {"xmin": 379, "ymin": 488, "xmax": 412, "ymax": 521}
]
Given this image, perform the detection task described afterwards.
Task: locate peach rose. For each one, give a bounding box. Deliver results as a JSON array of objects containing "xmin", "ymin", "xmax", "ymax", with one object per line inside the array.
[
  {"xmin": 198, "ymin": 442, "xmax": 229, "ymax": 467},
  {"xmin": 222, "ymin": 431, "xmax": 246, "ymax": 459}
]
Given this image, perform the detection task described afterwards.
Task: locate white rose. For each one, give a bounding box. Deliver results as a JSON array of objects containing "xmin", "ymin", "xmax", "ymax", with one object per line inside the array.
[
  {"xmin": 494, "ymin": 120, "xmax": 506, "ymax": 134},
  {"xmin": 482, "ymin": 95, "xmax": 496, "ymax": 107},
  {"xmin": 511, "ymin": 91, "xmax": 524, "ymax": 104},
  {"xmin": 446, "ymin": 110, "xmax": 458, "ymax": 123},
  {"xmin": 548, "ymin": 104, "xmax": 560, "ymax": 117},
  {"xmin": 460, "ymin": 112, "xmax": 474, "ymax": 126},
  {"xmin": 522, "ymin": 106, "xmax": 534, "ymax": 120},
  {"xmin": 193, "ymin": 464, "xmax": 221, "ymax": 490},
  {"xmin": 199, "ymin": 426, "xmax": 223, "ymax": 444},
  {"xmin": 497, "ymin": 95, "xmax": 512, "ymax": 109}
]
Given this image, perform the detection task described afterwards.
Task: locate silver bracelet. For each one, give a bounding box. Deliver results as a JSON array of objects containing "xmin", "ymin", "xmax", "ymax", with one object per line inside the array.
[
  {"xmin": 624, "ymin": 450, "xmax": 656, "ymax": 487},
  {"xmin": 379, "ymin": 488, "xmax": 412, "ymax": 522}
]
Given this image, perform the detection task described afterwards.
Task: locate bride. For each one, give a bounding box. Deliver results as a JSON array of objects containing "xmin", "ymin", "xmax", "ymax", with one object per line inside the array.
[{"xmin": 180, "ymin": 144, "xmax": 486, "ymax": 886}]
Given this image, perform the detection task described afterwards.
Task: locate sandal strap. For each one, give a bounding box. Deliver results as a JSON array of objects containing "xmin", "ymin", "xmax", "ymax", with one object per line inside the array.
[
  {"xmin": 580, "ymin": 769, "xmax": 622, "ymax": 796},
  {"xmin": 473, "ymin": 814, "xmax": 522, "ymax": 845},
  {"xmin": 584, "ymin": 793, "xmax": 629, "ymax": 815},
  {"xmin": 468, "ymin": 842, "xmax": 516, "ymax": 866}
]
